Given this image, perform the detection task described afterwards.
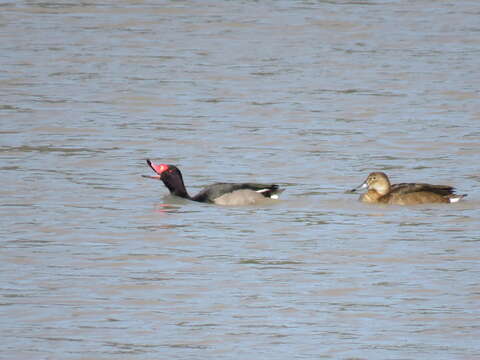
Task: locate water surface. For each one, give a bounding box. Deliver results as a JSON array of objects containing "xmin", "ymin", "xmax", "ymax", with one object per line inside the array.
[{"xmin": 1, "ymin": 1, "xmax": 479, "ymax": 359}]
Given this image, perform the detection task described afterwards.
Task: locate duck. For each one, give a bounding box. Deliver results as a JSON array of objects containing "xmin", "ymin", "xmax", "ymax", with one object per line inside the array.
[
  {"xmin": 142, "ymin": 159, "xmax": 284, "ymax": 206},
  {"xmin": 350, "ymin": 171, "xmax": 466, "ymax": 205}
]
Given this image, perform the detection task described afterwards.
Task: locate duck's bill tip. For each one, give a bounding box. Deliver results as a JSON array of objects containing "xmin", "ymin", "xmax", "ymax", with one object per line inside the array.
[
  {"xmin": 347, "ymin": 182, "xmax": 368, "ymax": 193},
  {"xmin": 146, "ymin": 160, "xmax": 169, "ymax": 175}
]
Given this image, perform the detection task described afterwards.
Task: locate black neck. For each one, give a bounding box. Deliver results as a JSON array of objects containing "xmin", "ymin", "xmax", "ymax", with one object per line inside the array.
[
  {"xmin": 163, "ymin": 170, "xmax": 191, "ymax": 199},
  {"xmin": 170, "ymin": 186, "xmax": 190, "ymax": 199}
]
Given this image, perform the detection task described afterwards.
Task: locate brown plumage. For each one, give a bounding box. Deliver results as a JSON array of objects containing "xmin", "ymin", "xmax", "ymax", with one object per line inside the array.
[{"xmin": 350, "ymin": 172, "xmax": 466, "ymax": 205}]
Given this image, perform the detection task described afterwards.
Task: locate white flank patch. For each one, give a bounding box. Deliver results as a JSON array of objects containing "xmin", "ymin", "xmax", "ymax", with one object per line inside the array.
[
  {"xmin": 256, "ymin": 189, "xmax": 269, "ymax": 193},
  {"xmin": 449, "ymin": 197, "xmax": 461, "ymax": 203},
  {"xmin": 270, "ymin": 194, "xmax": 279, "ymax": 200}
]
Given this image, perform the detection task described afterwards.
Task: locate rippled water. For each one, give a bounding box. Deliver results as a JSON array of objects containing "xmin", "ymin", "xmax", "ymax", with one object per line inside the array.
[{"xmin": 1, "ymin": 1, "xmax": 480, "ymax": 359}]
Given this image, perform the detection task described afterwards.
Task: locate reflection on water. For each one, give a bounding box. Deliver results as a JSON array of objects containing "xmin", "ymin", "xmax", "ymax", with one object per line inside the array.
[{"xmin": 1, "ymin": 1, "xmax": 480, "ymax": 359}]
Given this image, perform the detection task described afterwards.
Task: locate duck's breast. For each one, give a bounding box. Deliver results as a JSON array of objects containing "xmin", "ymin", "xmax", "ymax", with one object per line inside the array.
[{"xmin": 360, "ymin": 190, "xmax": 382, "ymax": 203}]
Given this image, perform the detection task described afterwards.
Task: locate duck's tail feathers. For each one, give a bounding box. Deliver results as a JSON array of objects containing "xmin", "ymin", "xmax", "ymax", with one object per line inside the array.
[
  {"xmin": 255, "ymin": 185, "xmax": 284, "ymax": 199},
  {"xmin": 449, "ymin": 194, "xmax": 467, "ymax": 203}
]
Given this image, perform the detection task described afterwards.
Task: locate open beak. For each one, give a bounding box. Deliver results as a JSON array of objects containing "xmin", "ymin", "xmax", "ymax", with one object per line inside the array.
[{"xmin": 142, "ymin": 159, "xmax": 166, "ymax": 179}]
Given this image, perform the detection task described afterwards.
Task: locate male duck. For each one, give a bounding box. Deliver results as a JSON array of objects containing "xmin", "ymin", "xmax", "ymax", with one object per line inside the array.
[{"xmin": 143, "ymin": 159, "xmax": 283, "ymax": 206}]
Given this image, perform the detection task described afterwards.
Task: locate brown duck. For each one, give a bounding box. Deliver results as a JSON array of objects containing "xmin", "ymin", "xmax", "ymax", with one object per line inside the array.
[{"xmin": 350, "ymin": 172, "xmax": 466, "ymax": 205}]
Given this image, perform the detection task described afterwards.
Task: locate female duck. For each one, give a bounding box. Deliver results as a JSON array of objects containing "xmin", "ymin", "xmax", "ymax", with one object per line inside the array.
[{"xmin": 350, "ymin": 172, "xmax": 466, "ymax": 205}]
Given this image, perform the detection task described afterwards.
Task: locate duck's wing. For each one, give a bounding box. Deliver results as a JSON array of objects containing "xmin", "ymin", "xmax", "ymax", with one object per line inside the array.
[
  {"xmin": 192, "ymin": 183, "xmax": 283, "ymax": 202},
  {"xmin": 390, "ymin": 182, "xmax": 455, "ymax": 196},
  {"xmin": 238, "ymin": 183, "xmax": 283, "ymax": 197}
]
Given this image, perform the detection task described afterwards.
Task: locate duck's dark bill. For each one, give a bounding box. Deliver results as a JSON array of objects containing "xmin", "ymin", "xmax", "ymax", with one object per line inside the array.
[
  {"xmin": 348, "ymin": 182, "xmax": 368, "ymax": 193},
  {"xmin": 142, "ymin": 175, "xmax": 161, "ymax": 179},
  {"xmin": 147, "ymin": 160, "xmax": 168, "ymax": 175}
]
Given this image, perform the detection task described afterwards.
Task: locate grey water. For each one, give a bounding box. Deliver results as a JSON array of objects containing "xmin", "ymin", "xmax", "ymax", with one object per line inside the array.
[{"xmin": 1, "ymin": 1, "xmax": 479, "ymax": 359}]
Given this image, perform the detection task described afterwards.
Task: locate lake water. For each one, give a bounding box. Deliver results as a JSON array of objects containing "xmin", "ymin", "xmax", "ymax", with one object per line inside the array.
[{"xmin": 1, "ymin": 1, "xmax": 479, "ymax": 359}]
